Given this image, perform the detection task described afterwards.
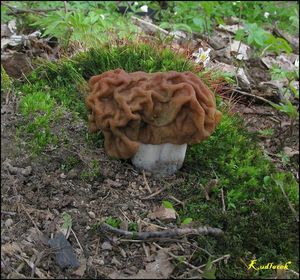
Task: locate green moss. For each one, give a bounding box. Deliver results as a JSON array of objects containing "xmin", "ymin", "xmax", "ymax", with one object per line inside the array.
[
  {"xmin": 14, "ymin": 42, "xmax": 298, "ymax": 278},
  {"xmin": 177, "ymin": 112, "xmax": 299, "ymax": 278},
  {"xmin": 1, "ymin": 65, "xmax": 12, "ymax": 94}
]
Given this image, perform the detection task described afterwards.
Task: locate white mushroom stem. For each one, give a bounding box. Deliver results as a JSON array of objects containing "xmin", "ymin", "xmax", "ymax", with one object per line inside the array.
[{"xmin": 131, "ymin": 143, "xmax": 187, "ymax": 177}]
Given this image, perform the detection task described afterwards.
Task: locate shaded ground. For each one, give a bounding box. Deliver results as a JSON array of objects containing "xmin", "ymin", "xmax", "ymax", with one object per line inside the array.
[{"xmin": 1, "ymin": 93, "xmax": 206, "ymax": 279}]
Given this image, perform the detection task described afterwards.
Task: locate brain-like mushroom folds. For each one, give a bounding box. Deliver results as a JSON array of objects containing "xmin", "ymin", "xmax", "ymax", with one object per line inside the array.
[{"xmin": 86, "ymin": 69, "xmax": 222, "ymax": 159}]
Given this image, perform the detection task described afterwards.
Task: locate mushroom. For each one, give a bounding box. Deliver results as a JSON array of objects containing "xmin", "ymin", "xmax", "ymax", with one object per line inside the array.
[{"xmin": 86, "ymin": 69, "xmax": 222, "ymax": 176}]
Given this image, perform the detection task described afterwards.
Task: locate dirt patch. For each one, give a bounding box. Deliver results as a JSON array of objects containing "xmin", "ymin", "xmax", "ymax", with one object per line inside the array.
[
  {"xmin": 1, "ymin": 92, "xmax": 201, "ymax": 279},
  {"xmin": 230, "ymin": 100, "xmax": 299, "ymax": 179}
]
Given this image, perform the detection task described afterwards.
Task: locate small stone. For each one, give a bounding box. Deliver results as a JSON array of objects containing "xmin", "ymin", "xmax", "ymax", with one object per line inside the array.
[
  {"xmin": 121, "ymin": 204, "xmax": 128, "ymax": 211},
  {"xmin": 21, "ymin": 166, "xmax": 32, "ymax": 176},
  {"xmin": 119, "ymin": 248, "xmax": 127, "ymax": 258},
  {"xmin": 111, "ymin": 256, "xmax": 122, "ymax": 267},
  {"xmin": 93, "ymin": 258, "xmax": 105, "ymax": 265},
  {"xmin": 67, "ymin": 169, "xmax": 78, "ymax": 179},
  {"xmin": 101, "ymin": 241, "xmax": 112, "ymax": 251},
  {"xmin": 88, "ymin": 211, "xmax": 96, "ymax": 219},
  {"xmin": 5, "ymin": 218, "xmax": 13, "ymax": 228},
  {"xmin": 48, "ymin": 233, "xmax": 80, "ymax": 269}
]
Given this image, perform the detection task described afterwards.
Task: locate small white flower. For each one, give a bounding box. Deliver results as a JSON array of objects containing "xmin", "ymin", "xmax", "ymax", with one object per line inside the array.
[
  {"xmin": 192, "ymin": 48, "xmax": 211, "ymax": 67},
  {"xmin": 174, "ymin": 11, "xmax": 177, "ymax": 15},
  {"xmin": 274, "ymin": 11, "xmax": 277, "ymax": 15},
  {"xmin": 295, "ymin": 58, "xmax": 299, "ymax": 68},
  {"xmin": 264, "ymin": 12, "xmax": 270, "ymax": 18},
  {"xmin": 134, "ymin": 1, "xmax": 138, "ymax": 5},
  {"xmin": 100, "ymin": 14, "xmax": 105, "ymax": 20},
  {"xmin": 232, "ymin": 2, "xmax": 236, "ymax": 5},
  {"xmin": 140, "ymin": 5, "xmax": 148, "ymax": 13}
]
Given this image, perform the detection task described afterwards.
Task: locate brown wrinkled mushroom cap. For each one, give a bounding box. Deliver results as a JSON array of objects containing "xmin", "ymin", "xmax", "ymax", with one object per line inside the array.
[{"xmin": 86, "ymin": 69, "xmax": 222, "ymax": 159}]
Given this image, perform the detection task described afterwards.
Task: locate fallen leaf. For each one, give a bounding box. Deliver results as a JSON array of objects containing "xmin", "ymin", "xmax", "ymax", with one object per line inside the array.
[
  {"xmin": 132, "ymin": 250, "xmax": 174, "ymax": 279},
  {"xmin": 148, "ymin": 206, "xmax": 176, "ymax": 221},
  {"xmin": 230, "ymin": 40, "xmax": 251, "ymax": 60},
  {"xmin": 283, "ymin": 147, "xmax": 299, "ymax": 158},
  {"xmin": 217, "ymin": 24, "xmax": 242, "ymax": 34},
  {"xmin": 1, "ymin": 242, "xmax": 22, "ymax": 256},
  {"xmin": 73, "ymin": 257, "xmax": 87, "ymax": 277}
]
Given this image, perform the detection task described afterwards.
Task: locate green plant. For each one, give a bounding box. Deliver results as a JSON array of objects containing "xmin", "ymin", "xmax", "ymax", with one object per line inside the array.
[
  {"xmin": 276, "ymin": 151, "xmax": 291, "ymax": 167},
  {"xmin": 31, "ymin": 6, "xmax": 138, "ymax": 49},
  {"xmin": 105, "ymin": 216, "xmax": 121, "ymax": 228},
  {"xmin": 269, "ymin": 66, "xmax": 299, "ymax": 136},
  {"xmin": 162, "ymin": 200, "xmax": 175, "ymax": 210},
  {"xmin": 128, "ymin": 222, "xmax": 138, "ymax": 232},
  {"xmin": 80, "ymin": 159, "xmax": 101, "ymax": 181},
  {"xmin": 258, "ymin": 128, "xmax": 274, "ymax": 137},
  {"xmin": 62, "ymin": 212, "xmax": 73, "ymax": 229},
  {"xmin": 156, "ymin": 1, "xmax": 296, "ymax": 56},
  {"xmin": 18, "ymin": 91, "xmax": 62, "ymax": 154},
  {"xmin": 1, "ymin": 66, "xmax": 12, "ymax": 94},
  {"xmin": 61, "ymin": 156, "xmax": 80, "ymax": 172},
  {"xmin": 181, "ymin": 217, "xmax": 193, "ymax": 225},
  {"xmin": 235, "ymin": 23, "xmax": 292, "ymax": 55}
]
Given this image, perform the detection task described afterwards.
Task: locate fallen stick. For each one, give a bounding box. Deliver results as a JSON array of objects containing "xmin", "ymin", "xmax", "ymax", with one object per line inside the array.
[
  {"xmin": 141, "ymin": 186, "xmax": 168, "ymax": 200},
  {"xmin": 2, "ymin": 2, "xmax": 76, "ymax": 15},
  {"xmin": 1, "ymin": 210, "xmax": 17, "ymax": 216},
  {"xmin": 99, "ymin": 223, "xmax": 223, "ymax": 240},
  {"xmin": 226, "ymin": 87, "xmax": 274, "ymax": 105},
  {"xmin": 142, "ymin": 170, "xmax": 152, "ymax": 194},
  {"xmin": 131, "ymin": 16, "xmax": 178, "ymax": 38}
]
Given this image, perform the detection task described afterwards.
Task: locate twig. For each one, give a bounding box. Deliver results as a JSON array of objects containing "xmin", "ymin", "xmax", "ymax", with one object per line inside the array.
[
  {"xmin": 277, "ymin": 182, "xmax": 299, "ymax": 222},
  {"xmin": 198, "ymin": 254, "xmax": 230, "ymax": 269},
  {"xmin": 99, "ymin": 223, "xmax": 223, "ymax": 240},
  {"xmin": 15, "ymin": 252, "xmax": 46, "ymax": 279},
  {"xmin": 168, "ymin": 195, "xmax": 184, "ymax": 206},
  {"xmin": 71, "ymin": 228, "xmax": 84, "ymax": 252},
  {"xmin": 234, "ymin": 3, "xmax": 244, "ymax": 87},
  {"xmin": 142, "ymin": 243, "xmax": 150, "ymax": 259},
  {"xmin": 228, "ymin": 88, "xmax": 273, "ymax": 105},
  {"xmin": 200, "ymin": 184, "xmax": 210, "ymax": 201},
  {"xmin": 288, "ymin": 269, "xmax": 299, "ymax": 278},
  {"xmin": 20, "ymin": 204, "xmax": 42, "ymax": 234},
  {"xmin": 5, "ymin": 89, "xmax": 11, "ymax": 105},
  {"xmin": 63, "ymin": 1, "xmax": 68, "ymax": 13},
  {"xmin": 2, "ymin": 2, "xmax": 76, "ymax": 15},
  {"xmin": 220, "ymin": 188, "xmax": 226, "ymax": 213},
  {"xmin": 131, "ymin": 16, "xmax": 178, "ymax": 38},
  {"xmin": 142, "ymin": 170, "xmax": 152, "ymax": 194},
  {"xmin": 152, "ymin": 242, "xmax": 204, "ymax": 274},
  {"xmin": 119, "ymin": 237, "xmax": 182, "ymax": 243},
  {"xmin": 141, "ymin": 220, "xmax": 168, "ymax": 230},
  {"xmin": 1, "ymin": 210, "xmax": 17, "ymax": 216},
  {"xmin": 141, "ymin": 186, "xmax": 168, "ymax": 200}
]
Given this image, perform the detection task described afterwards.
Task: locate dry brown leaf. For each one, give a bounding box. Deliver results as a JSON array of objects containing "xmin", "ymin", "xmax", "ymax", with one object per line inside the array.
[
  {"xmin": 2, "ymin": 242, "xmax": 22, "ymax": 256},
  {"xmin": 148, "ymin": 206, "xmax": 176, "ymax": 221},
  {"xmin": 72, "ymin": 257, "xmax": 87, "ymax": 277}
]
